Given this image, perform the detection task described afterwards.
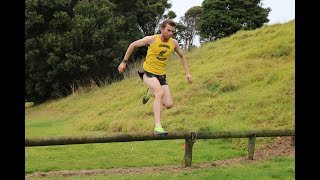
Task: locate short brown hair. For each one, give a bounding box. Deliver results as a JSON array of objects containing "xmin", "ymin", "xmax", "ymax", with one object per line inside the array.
[{"xmin": 160, "ymin": 19, "xmax": 176, "ymax": 28}]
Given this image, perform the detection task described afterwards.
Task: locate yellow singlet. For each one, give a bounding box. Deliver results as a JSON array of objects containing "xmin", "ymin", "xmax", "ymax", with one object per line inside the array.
[{"xmin": 143, "ymin": 34, "xmax": 175, "ymax": 75}]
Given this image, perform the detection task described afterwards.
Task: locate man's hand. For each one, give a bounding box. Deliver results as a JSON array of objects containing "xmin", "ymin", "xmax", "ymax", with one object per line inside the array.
[
  {"xmin": 118, "ymin": 62, "xmax": 126, "ymax": 74},
  {"xmin": 186, "ymin": 74, "xmax": 192, "ymax": 84}
]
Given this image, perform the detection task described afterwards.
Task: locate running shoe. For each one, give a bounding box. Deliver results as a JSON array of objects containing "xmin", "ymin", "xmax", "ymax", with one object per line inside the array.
[
  {"xmin": 142, "ymin": 88, "xmax": 152, "ymax": 104},
  {"xmin": 154, "ymin": 127, "xmax": 168, "ymax": 135}
]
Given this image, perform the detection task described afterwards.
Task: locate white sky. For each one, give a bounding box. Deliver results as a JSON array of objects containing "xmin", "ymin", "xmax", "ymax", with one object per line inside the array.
[{"xmin": 169, "ymin": 0, "xmax": 295, "ymax": 46}]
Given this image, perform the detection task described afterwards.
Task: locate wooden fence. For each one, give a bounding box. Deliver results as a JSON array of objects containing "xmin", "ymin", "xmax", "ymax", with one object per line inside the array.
[{"xmin": 25, "ymin": 129, "xmax": 295, "ymax": 167}]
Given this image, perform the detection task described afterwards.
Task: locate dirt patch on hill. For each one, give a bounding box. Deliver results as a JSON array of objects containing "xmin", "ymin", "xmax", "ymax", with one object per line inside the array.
[{"xmin": 26, "ymin": 136, "xmax": 295, "ymax": 179}]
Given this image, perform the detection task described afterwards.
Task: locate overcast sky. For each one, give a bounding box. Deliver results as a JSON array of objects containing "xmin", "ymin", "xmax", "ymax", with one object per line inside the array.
[{"xmin": 169, "ymin": 0, "xmax": 295, "ymax": 46}]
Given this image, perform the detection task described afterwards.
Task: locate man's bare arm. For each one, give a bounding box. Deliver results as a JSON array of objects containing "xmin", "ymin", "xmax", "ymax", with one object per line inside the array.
[
  {"xmin": 173, "ymin": 39, "xmax": 192, "ymax": 84},
  {"xmin": 123, "ymin": 36, "xmax": 154, "ymax": 61},
  {"xmin": 118, "ymin": 36, "xmax": 154, "ymax": 74}
]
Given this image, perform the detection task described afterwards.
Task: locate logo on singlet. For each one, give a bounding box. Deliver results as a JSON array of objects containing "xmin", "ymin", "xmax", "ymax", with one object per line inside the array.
[
  {"xmin": 156, "ymin": 44, "xmax": 170, "ymax": 61},
  {"xmin": 159, "ymin": 44, "xmax": 171, "ymax": 49}
]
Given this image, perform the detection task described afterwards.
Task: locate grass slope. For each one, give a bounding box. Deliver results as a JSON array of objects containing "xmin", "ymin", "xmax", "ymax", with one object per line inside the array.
[
  {"xmin": 25, "ymin": 20, "xmax": 295, "ymax": 176},
  {"xmin": 26, "ymin": 20, "xmax": 294, "ymax": 137}
]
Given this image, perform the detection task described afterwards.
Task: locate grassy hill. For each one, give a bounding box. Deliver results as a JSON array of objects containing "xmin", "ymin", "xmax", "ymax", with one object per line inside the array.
[
  {"xmin": 25, "ymin": 20, "xmax": 295, "ymax": 177},
  {"xmin": 26, "ymin": 20, "xmax": 294, "ymax": 138}
]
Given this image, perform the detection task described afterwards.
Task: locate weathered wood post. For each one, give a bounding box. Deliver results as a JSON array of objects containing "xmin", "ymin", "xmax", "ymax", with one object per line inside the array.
[
  {"xmin": 184, "ymin": 138, "xmax": 193, "ymax": 167},
  {"xmin": 184, "ymin": 132, "xmax": 197, "ymax": 167},
  {"xmin": 291, "ymin": 136, "xmax": 295, "ymax": 146},
  {"xmin": 291, "ymin": 126, "xmax": 295, "ymax": 146},
  {"xmin": 247, "ymin": 133, "xmax": 256, "ymax": 160}
]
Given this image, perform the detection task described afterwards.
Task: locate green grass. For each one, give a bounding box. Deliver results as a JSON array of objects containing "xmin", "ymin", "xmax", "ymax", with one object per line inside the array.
[
  {"xmin": 28, "ymin": 156, "xmax": 295, "ymax": 180},
  {"xmin": 25, "ymin": 20, "xmax": 295, "ymax": 177},
  {"xmin": 26, "ymin": 138, "xmax": 253, "ymax": 173}
]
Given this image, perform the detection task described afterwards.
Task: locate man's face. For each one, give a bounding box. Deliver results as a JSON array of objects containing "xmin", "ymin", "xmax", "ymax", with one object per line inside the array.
[{"xmin": 161, "ymin": 24, "xmax": 176, "ymax": 39}]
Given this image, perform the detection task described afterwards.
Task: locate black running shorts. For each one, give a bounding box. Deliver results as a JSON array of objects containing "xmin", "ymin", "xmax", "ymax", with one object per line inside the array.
[{"xmin": 138, "ymin": 70, "xmax": 168, "ymax": 86}]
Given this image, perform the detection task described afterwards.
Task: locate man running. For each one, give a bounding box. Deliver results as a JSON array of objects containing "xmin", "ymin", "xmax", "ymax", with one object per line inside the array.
[{"xmin": 118, "ymin": 20, "xmax": 192, "ymax": 135}]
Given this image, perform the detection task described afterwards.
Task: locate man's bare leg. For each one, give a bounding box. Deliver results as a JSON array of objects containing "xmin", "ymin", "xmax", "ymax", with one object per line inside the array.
[
  {"xmin": 143, "ymin": 74, "xmax": 164, "ymax": 128},
  {"xmin": 161, "ymin": 85, "xmax": 173, "ymax": 109}
]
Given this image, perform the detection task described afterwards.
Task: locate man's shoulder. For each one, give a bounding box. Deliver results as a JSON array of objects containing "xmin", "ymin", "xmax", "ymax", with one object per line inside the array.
[
  {"xmin": 146, "ymin": 35, "xmax": 157, "ymax": 41},
  {"xmin": 143, "ymin": 35, "xmax": 156, "ymax": 45},
  {"xmin": 171, "ymin": 38, "xmax": 178, "ymax": 47},
  {"xmin": 171, "ymin": 38, "xmax": 178, "ymax": 43}
]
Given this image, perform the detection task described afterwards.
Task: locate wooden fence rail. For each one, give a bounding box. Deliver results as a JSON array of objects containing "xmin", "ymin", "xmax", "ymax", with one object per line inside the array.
[{"xmin": 25, "ymin": 129, "xmax": 295, "ymax": 167}]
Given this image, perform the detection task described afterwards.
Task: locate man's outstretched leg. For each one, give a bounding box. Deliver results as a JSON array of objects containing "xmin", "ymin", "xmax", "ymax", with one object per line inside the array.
[{"xmin": 142, "ymin": 74, "xmax": 168, "ymax": 135}]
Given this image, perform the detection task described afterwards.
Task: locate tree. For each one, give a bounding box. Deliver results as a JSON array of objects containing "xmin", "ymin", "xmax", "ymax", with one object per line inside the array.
[
  {"xmin": 25, "ymin": 0, "xmax": 127, "ymax": 103},
  {"xmin": 200, "ymin": 0, "xmax": 270, "ymax": 42},
  {"xmin": 174, "ymin": 22, "xmax": 187, "ymax": 49},
  {"xmin": 110, "ymin": 0, "xmax": 174, "ymax": 61},
  {"xmin": 179, "ymin": 6, "xmax": 203, "ymax": 50},
  {"xmin": 25, "ymin": 0, "xmax": 175, "ymax": 103},
  {"xmin": 135, "ymin": 0, "xmax": 172, "ymax": 36},
  {"xmin": 164, "ymin": 10, "xmax": 177, "ymax": 20},
  {"xmin": 25, "ymin": 0, "xmax": 77, "ymax": 103}
]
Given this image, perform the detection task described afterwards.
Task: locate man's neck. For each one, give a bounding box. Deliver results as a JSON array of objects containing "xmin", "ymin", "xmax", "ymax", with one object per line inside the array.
[{"xmin": 159, "ymin": 34, "xmax": 169, "ymax": 42}]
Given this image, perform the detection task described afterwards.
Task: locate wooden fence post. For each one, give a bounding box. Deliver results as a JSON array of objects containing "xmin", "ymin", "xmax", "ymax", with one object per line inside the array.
[
  {"xmin": 184, "ymin": 132, "xmax": 197, "ymax": 167},
  {"xmin": 184, "ymin": 138, "xmax": 193, "ymax": 167},
  {"xmin": 291, "ymin": 136, "xmax": 295, "ymax": 146},
  {"xmin": 248, "ymin": 133, "xmax": 256, "ymax": 160}
]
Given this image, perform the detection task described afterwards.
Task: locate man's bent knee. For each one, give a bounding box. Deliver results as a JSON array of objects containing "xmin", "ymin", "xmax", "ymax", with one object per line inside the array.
[
  {"xmin": 165, "ymin": 102, "xmax": 173, "ymax": 109},
  {"xmin": 154, "ymin": 90, "xmax": 164, "ymax": 99}
]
